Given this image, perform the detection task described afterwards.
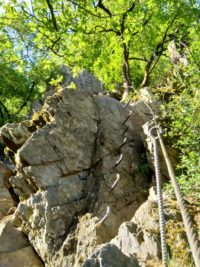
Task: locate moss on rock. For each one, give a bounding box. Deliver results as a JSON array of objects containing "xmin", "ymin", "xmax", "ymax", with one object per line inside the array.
[
  {"xmin": 165, "ymin": 208, "xmax": 194, "ymax": 266},
  {"xmin": 29, "ymin": 110, "xmax": 51, "ymax": 129}
]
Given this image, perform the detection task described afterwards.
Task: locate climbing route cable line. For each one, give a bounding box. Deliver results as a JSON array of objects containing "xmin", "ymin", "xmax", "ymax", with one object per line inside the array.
[
  {"xmin": 148, "ymin": 125, "xmax": 168, "ymax": 267},
  {"xmin": 143, "ymin": 101, "xmax": 200, "ymax": 267}
]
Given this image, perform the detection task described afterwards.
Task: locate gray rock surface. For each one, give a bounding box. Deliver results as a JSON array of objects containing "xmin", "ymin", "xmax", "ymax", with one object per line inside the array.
[
  {"xmin": 0, "ymin": 246, "xmax": 44, "ymax": 267},
  {"xmin": 0, "ymin": 162, "xmax": 14, "ymax": 218},
  {"xmin": 110, "ymin": 188, "xmax": 161, "ymax": 264},
  {"xmin": 0, "ymin": 121, "xmax": 32, "ymax": 151},
  {"xmin": 0, "ymin": 89, "xmax": 152, "ymax": 266},
  {"xmin": 82, "ymin": 243, "xmax": 140, "ymax": 267},
  {"xmin": 0, "ymin": 216, "xmax": 44, "ymax": 267},
  {"xmin": 30, "ymin": 68, "xmax": 105, "ymax": 114},
  {"xmin": 0, "ymin": 218, "xmax": 28, "ymax": 253},
  {"xmin": 61, "ymin": 66, "xmax": 104, "ymax": 94}
]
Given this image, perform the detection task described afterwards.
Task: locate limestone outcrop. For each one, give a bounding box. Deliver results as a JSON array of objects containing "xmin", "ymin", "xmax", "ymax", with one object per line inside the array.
[
  {"xmin": 0, "ymin": 88, "xmax": 151, "ymax": 266},
  {"xmin": 0, "ymin": 87, "xmax": 197, "ymax": 267}
]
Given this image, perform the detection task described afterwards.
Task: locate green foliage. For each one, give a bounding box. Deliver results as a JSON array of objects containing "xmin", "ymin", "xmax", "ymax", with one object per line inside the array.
[
  {"xmin": 161, "ymin": 66, "xmax": 200, "ymax": 200},
  {"xmin": 1, "ymin": 0, "xmax": 199, "ymax": 93},
  {"xmin": 0, "ymin": 63, "xmax": 28, "ymax": 125}
]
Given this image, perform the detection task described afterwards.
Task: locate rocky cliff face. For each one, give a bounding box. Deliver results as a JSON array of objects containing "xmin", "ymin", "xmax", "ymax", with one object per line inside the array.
[{"xmin": 0, "ymin": 87, "xmax": 198, "ymax": 267}]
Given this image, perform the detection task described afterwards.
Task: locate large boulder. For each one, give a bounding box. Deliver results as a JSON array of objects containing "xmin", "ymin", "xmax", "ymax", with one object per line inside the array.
[{"xmin": 0, "ymin": 89, "xmax": 152, "ymax": 266}]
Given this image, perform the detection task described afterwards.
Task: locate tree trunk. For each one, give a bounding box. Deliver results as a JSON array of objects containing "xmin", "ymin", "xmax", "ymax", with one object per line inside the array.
[
  {"xmin": 141, "ymin": 54, "xmax": 154, "ymax": 87},
  {"xmin": 141, "ymin": 70, "xmax": 150, "ymax": 87},
  {"xmin": 122, "ymin": 43, "xmax": 132, "ymax": 100}
]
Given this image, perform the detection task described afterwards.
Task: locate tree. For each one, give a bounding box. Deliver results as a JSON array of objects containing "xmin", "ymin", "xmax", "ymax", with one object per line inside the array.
[
  {"xmin": 1, "ymin": 0, "xmax": 199, "ymax": 98},
  {"xmin": 0, "ymin": 1, "xmax": 62, "ymax": 126}
]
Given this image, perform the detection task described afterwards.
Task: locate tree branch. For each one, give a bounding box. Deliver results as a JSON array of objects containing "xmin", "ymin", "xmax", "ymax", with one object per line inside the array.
[
  {"xmin": 97, "ymin": 0, "xmax": 112, "ymax": 17},
  {"xmin": 16, "ymin": 81, "xmax": 36, "ymax": 114},
  {"xmin": 21, "ymin": 7, "xmax": 41, "ymax": 23},
  {"xmin": 129, "ymin": 16, "xmax": 152, "ymax": 38},
  {"xmin": 126, "ymin": 2, "xmax": 135, "ymax": 13},
  {"xmin": 85, "ymin": 25, "xmax": 121, "ymax": 35},
  {"xmin": 36, "ymin": 28, "xmax": 63, "ymax": 56},
  {"xmin": 141, "ymin": 15, "xmax": 178, "ymax": 87},
  {"xmin": 0, "ymin": 100, "xmax": 11, "ymax": 120},
  {"xmin": 0, "ymin": 105, "xmax": 4, "ymax": 125},
  {"xmin": 120, "ymin": 2, "xmax": 136, "ymax": 35},
  {"xmin": 66, "ymin": 0, "xmax": 137, "ymax": 19},
  {"xmin": 67, "ymin": 0, "xmax": 107, "ymax": 18},
  {"xmin": 45, "ymin": 0, "xmax": 59, "ymax": 31},
  {"xmin": 95, "ymin": 25, "xmax": 120, "ymax": 35},
  {"xmin": 143, "ymin": 15, "xmax": 152, "ymax": 27},
  {"xmin": 129, "ymin": 57, "xmax": 148, "ymax": 62},
  {"xmin": 149, "ymin": 16, "xmax": 178, "ymax": 74},
  {"xmin": 51, "ymin": 37, "xmax": 61, "ymax": 53},
  {"xmin": 159, "ymin": 15, "xmax": 177, "ymax": 52},
  {"xmin": 121, "ymin": 13, "xmax": 126, "ymax": 35}
]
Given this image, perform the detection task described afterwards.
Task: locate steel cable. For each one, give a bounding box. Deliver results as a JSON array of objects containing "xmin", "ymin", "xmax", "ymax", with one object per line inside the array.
[
  {"xmin": 158, "ymin": 130, "xmax": 200, "ymax": 267},
  {"xmin": 143, "ymin": 100, "xmax": 200, "ymax": 267},
  {"xmin": 149, "ymin": 128, "xmax": 168, "ymax": 267}
]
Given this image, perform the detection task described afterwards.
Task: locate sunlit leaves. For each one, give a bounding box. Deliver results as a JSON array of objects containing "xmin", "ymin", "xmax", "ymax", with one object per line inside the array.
[{"xmin": 1, "ymin": 0, "xmax": 199, "ymax": 91}]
